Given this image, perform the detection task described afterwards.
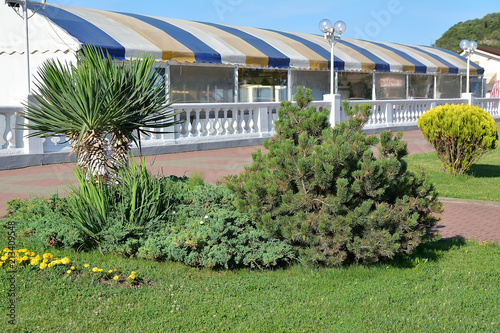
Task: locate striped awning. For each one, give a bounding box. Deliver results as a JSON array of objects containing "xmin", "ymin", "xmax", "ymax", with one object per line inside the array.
[{"xmin": 27, "ymin": 4, "xmax": 483, "ymax": 75}]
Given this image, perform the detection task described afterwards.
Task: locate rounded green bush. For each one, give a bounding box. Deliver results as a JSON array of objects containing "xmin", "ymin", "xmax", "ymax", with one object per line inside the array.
[
  {"xmin": 225, "ymin": 88, "xmax": 442, "ymax": 267},
  {"xmin": 417, "ymin": 103, "xmax": 498, "ymax": 175}
]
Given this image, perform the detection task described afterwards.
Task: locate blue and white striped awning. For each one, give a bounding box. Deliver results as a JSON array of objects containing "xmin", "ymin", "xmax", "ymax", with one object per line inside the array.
[{"xmin": 27, "ymin": 4, "xmax": 483, "ymax": 75}]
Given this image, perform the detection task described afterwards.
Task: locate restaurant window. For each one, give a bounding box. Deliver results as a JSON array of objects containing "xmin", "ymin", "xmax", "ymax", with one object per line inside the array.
[
  {"xmin": 375, "ymin": 73, "xmax": 406, "ymax": 100},
  {"xmin": 238, "ymin": 68, "xmax": 287, "ymax": 102},
  {"xmin": 409, "ymin": 75, "xmax": 434, "ymax": 99},
  {"xmin": 338, "ymin": 72, "xmax": 373, "ymax": 100},
  {"xmin": 436, "ymin": 76, "xmax": 460, "ymax": 98},
  {"xmin": 292, "ymin": 70, "xmax": 329, "ymax": 100},
  {"xmin": 170, "ymin": 65, "xmax": 234, "ymax": 103},
  {"xmin": 462, "ymin": 76, "xmax": 483, "ymax": 97}
]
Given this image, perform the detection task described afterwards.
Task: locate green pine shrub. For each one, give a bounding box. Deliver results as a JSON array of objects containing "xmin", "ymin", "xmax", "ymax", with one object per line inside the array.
[
  {"xmin": 417, "ymin": 103, "xmax": 498, "ymax": 175},
  {"xmin": 225, "ymin": 87, "xmax": 443, "ymax": 267},
  {"xmin": 137, "ymin": 183, "xmax": 295, "ymax": 269}
]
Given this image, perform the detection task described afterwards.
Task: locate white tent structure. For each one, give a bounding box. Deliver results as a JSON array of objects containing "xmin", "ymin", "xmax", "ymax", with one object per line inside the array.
[{"xmin": 0, "ymin": 2, "xmax": 80, "ymax": 106}]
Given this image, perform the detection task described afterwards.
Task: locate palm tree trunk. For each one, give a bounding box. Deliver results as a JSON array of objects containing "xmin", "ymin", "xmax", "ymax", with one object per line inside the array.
[
  {"xmin": 110, "ymin": 130, "xmax": 131, "ymax": 171},
  {"xmin": 71, "ymin": 131, "xmax": 109, "ymax": 183}
]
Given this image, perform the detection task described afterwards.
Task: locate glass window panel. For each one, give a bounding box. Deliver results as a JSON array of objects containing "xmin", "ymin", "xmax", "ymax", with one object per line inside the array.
[
  {"xmin": 153, "ymin": 66, "xmax": 166, "ymax": 102},
  {"xmin": 409, "ymin": 75, "xmax": 434, "ymax": 99},
  {"xmin": 375, "ymin": 73, "xmax": 406, "ymax": 100},
  {"xmin": 170, "ymin": 65, "xmax": 234, "ymax": 103},
  {"xmin": 338, "ymin": 72, "xmax": 373, "ymax": 100},
  {"xmin": 436, "ymin": 76, "xmax": 460, "ymax": 98},
  {"xmin": 292, "ymin": 70, "xmax": 329, "ymax": 100},
  {"xmin": 238, "ymin": 68, "xmax": 287, "ymax": 102},
  {"xmin": 462, "ymin": 76, "xmax": 483, "ymax": 97}
]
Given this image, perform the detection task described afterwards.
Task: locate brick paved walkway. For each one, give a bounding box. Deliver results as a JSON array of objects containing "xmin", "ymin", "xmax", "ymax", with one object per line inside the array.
[{"xmin": 1, "ymin": 127, "xmax": 499, "ymax": 242}]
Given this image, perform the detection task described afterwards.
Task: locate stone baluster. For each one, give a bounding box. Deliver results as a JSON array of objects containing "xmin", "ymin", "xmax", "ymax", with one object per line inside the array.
[
  {"xmin": 205, "ymin": 110, "xmax": 212, "ymax": 136},
  {"xmin": 2, "ymin": 112, "xmax": 15, "ymax": 149},
  {"xmin": 240, "ymin": 109, "xmax": 247, "ymax": 133},
  {"xmin": 231, "ymin": 110, "xmax": 239, "ymax": 134},
  {"xmin": 248, "ymin": 108, "xmax": 255, "ymax": 133}
]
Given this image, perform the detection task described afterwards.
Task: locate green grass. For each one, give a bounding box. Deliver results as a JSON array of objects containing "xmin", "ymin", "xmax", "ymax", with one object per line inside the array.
[
  {"xmin": 405, "ymin": 148, "xmax": 500, "ymax": 201},
  {"xmin": 1, "ymin": 238, "xmax": 499, "ymax": 332}
]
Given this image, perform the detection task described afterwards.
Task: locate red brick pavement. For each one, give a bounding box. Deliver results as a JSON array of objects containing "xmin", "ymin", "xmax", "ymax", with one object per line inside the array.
[{"xmin": 1, "ymin": 127, "xmax": 499, "ymax": 242}]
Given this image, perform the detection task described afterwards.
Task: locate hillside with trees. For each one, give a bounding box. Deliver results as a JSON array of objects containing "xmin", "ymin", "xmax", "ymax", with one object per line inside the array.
[{"xmin": 435, "ymin": 12, "xmax": 500, "ymax": 52}]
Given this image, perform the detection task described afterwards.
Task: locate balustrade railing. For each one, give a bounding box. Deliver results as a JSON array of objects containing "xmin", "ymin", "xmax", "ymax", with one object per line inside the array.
[{"xmin": 1, "ymin": 98, "xmax": 499, "ymax": 164}]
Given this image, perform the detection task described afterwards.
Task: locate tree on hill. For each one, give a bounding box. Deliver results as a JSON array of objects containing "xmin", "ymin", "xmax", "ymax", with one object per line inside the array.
[{"xmin": 435, "ymin": 12, "xmax": 500, "ymax": 52}]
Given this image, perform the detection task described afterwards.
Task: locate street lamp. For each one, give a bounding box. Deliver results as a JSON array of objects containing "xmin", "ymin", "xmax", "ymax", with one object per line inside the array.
[
  {"xmin": 5, "ymin": 0, "xmax": 47, "ymax": 95},
  {"xmin": 319, "ymin": 19, "xmax": 346, "ymax": 95},
  {"xmin": 460, "ymin": 39, "xmax": 477, "ymax": 94}
]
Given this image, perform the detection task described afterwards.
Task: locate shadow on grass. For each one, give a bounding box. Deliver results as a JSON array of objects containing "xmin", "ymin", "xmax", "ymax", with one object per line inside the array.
[
  {"xmin": 467, "ymin": 164, "xmax": 500, "ymax": 178},
  {"xmin": 387, "ymin": 237, "xmax": 467, "ymax": 268}
]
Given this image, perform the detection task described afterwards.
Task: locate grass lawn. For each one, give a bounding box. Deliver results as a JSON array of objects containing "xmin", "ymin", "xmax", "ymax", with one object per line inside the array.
[
  {"xmin": 405, "ymin": 148, "xmax": 500, "ymax": 202},
  {"xmin": 1, "ymin": 238, "xmax": 499, "ymax": 332}
]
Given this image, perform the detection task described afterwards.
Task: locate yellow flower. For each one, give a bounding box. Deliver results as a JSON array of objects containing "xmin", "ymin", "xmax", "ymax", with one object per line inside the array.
[
  {"xmin": 30, "ymin": 252, "xmax": 36, "ymax": 257},
  {"xmin": 2, "ymin": 248, "xmax": 10, "ymax": 253},
  {"xmin": 19, "ymin": 249, "xmax": 28, "ymax": 253},
  {"xmin": 0, "ymin": 255, "xmax": 7, "ymax": 261},
  {"xmin": 92, "ymin": 267, "xmax": 99, "ymax": 272},
  {"xmin": 43, "ymin": 253, "xmax": 53, "ymax": 259},
  {"xmin": 113, "ymin": 275, "xmax": 119, "ymax": 280},
  {"xmin": 66, "ymin": 270, "xmax": 72, "ymax": 274},
  {"xmin": 55, "ymin": 259, "xmax": 62, "ymax": 265},
  {"xmin": 22, "ymin": 256, "xmax": 29, "ymax": 261},
  {"xmin": 61, "ymin": 257, "xmax": 71, "ymax": 265},
  {"xmin": 48, "ymin": 262, "xmax": 56, "ymax": 268},
  {"xmin": 84, "ymin": 264, "xmax": 90, "ymax": 268},
  {"xmin": 108, "ymin": 270, "xmax": 113, "ymax": 274},
  {"xmin": 71, "ymin": 266, "xmax": 75, "ymax": 270},
  {"xmin": 97, "ymin": 268, "xmax": 103, "ymax": 272},
  {"xmin": 30, "ymin": 259, "xmax": 40, "ymax": 266},
  {"xmin": 40, "ymin": 262, "xmax": 47, "ymax": 270}
]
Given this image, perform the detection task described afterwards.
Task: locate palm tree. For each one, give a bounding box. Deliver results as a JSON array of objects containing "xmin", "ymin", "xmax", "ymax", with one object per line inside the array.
[{"xmin": 22, "ymin": 45, "xmax": 178, "ymax": 181}]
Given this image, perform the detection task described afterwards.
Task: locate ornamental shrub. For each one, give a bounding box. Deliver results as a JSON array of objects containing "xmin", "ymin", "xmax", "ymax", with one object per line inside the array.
[
  {"xmin": 4, "ymin": 195, "xmax": 84, "ymax": 249},
  {"xmin": 5, "ymin": 170, "xmax": 294, "ymax": 269},
  {"xmin": 137, "ymin": 183, "xmax": 295, "ymax": 269},
  {"xmin": 417, "ymin": 103, "xmax": 498, "ymax": 175},
  {"xmin": 225, "ymin": 87, "xmax": 443, "ymax": 267}
]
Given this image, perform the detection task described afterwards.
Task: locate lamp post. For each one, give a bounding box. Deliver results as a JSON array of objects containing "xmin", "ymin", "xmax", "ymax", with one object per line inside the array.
[
  {"xmin": 319, "ymin": 19, "xmax": 346, "ymax": 95},
  {"xmin": 6, "ymin": 0, "xmax": 46, "ymax": 154},
  {"xmin": 6, "ymin": 0, "xmax": 46, "ymax": 95},
  {"xmin": 460, "ymin": 39, "xmax": 477, "ymax": 94}
]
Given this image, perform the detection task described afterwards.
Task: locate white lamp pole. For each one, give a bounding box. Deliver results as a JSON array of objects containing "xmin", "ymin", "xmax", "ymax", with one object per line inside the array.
[
  {"xmin": 319, "ymin": 19, "xmax": 346, "ymax": 95},
  {"xmin": 6, "ymin": 0, "xmax": 46, "ymax": 95},
  {"xmin": 460, "ymin": 39, "xmax": 477, "ymax": 94}
]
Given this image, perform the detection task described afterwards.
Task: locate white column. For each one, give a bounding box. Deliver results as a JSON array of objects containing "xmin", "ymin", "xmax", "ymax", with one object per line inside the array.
[
  {"xmin": 372, "ymin": 73, "xmax": 376, "ymax": 100},
  {"xmin": 287, "ymin": 69, "xmax": 293, "ymax": 101},
  {"xmin": 323, "ymin": 93, "xmax": 341, "ymax": 127},
  {"xmin": 330, "ymin": 43, "xmax": 334, "ymax": 95},
  {"xmin": 234, "ymin": 66, "xmax": 239, "ymax": 103},
  {"xmin": 23, "ymin": 95, "xmax": 44, "ymax": 154},
  {"xmin": 165, "ymin": 62, "xmax": 171, "ymax": 104}
]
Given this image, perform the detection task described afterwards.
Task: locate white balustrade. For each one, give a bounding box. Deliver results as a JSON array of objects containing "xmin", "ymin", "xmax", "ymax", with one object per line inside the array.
[
  {"xmin": 2, "ymin": 98, "xmax": 500, "ymax": 166},
  {"xmin": 475, "ymin": 98, "xmax": 500, "ymax": 118}
]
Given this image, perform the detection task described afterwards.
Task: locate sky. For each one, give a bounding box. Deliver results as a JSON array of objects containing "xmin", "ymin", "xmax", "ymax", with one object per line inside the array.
[{"xmin": 41, "ymin": 0, "xmax": 497, "ymax": 46}]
